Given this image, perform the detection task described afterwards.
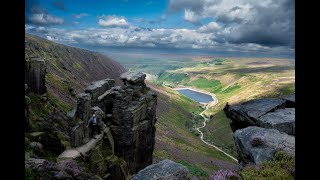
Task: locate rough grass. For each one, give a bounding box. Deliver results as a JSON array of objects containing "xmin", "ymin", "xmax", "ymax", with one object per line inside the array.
[
  {"xmin": 190, "ymin": 77, "xmax": 221, "ymax": 89},
  {"xmin": 240, "ymin": 151, "xmax": 295, "ymax": 180},
  {"xmin": 222, "ymin": 84, "xmax": 241, "ymax": 94},
  {"xmin": 157, "ymin": 71, "xmax": 190, "ymax": 85},
  {"xmin": 25, "ymin": 168, "xmax": 37, "ymax": 180},
  {"xmin": 178, "ymin": 160, "xmax": 209, "ymax": 178}
]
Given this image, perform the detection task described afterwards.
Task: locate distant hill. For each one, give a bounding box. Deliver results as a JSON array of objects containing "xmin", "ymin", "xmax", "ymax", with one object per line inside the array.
[{"xmin": 25, "ymin": 33, "xmax": 126, "ymax": 108}]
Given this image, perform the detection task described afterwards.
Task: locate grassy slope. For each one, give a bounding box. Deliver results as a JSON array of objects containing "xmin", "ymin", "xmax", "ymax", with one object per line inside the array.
[
  {"xmin": 148, "ymin": 83, "xmax": 238, "ymax": 179},
  {"xmin": 26, "ymin": 34, "xmax": 126, "ymax": 109}
]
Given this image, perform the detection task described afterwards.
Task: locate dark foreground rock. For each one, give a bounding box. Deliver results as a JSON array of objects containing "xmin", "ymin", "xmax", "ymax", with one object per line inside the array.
[
  {"xmin": 234, "ymin": 126, "xmax": 295, "ymax": 166},
  {"xmin": 224, "ymin": 97, "xmax": 295, "ymax": 135},
  {"xmin": 258, "ymin": 108, "xmax": 295, "ymax": 135},
  {"xmin": 131, "ymin": 159, "xmax": 191, "ymax": 180},
  {"xmin": 224, "ymin": 94, "xmax": 295, "ymax": 168}
]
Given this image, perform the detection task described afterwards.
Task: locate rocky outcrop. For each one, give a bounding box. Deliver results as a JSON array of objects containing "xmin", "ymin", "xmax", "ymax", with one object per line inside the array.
[
  {"xmin": 85, "ymin": 79, "xmax": 115, "ymax": 106},
  {"xmin": 258, "ymin": 108, "xmax": 295, "ymax": 135},
  {"xmin": 131, "ymin": 159, "xmax": 191, "ymax": 180},
  {"xmin": 234, "ymin": 126, "xmax": 295, "ymax": 166},
  {"xmin": 111, "ymin": 72, "xmax": 157, "ymax": 174},
  {"xmin": 25, "ymin": 57, "xmax": 47, "ymax": 95},
  {"xmin": 224, "ymin": 94, "xmax": 295, "ymax": 167},
  {"xmin": 224, "ymin": 97, "xmax": 295, "ymax": 135},
  {"xmin": 59, "ymin": 71, "xmax": 157, "ymax": 178}
]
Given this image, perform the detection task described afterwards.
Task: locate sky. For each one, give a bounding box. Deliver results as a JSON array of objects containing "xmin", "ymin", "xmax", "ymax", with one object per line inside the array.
[{"xmin": 25, "ymin": 0, "xmax": 295, "ymax": 58}]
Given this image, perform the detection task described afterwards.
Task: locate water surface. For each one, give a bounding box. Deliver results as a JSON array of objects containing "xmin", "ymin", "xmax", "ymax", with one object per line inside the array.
[{"xmin": 176, "ymin": 88, "xmax": 214, "ymax": 103}]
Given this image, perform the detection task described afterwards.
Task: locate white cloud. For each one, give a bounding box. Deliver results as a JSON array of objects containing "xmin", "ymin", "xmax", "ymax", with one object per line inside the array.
[
  {"xmin": 25, "ymin": 23, "xmax": 294, "ymax": 57},
  {"xmin": 98, "ymin": 15, "xmax": 129, "ymax": 27},
  {"xmin": 198, "ymin": 22, "xmax": 221, "ymax": 33},
  {"xmin": 46, "ymin": 36, "xmax": 54, "ymax": 41},
  {"xmin": 73, "ymin": 13, "xmax": 89, "ymax": 19},
  {"xmin": 184, "ymin": 9, "xmax": 200, "ymax": 24},
  {"xmin": 29, "ymin": 13, "xmax": 64, "ymax": 25},
  {"xmin": 169, "ymin": 0, "xmax": 295, "ymax": 47}
]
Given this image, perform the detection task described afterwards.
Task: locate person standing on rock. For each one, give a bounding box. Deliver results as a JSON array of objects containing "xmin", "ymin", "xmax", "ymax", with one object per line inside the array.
[{"xmin": 86, "ymin": 112, "xmax": 100, "ymax": 138}]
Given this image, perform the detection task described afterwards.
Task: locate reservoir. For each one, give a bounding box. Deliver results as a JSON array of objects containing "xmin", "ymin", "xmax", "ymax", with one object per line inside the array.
[{"xmin": 176, "ymin": 88, "xmax": 214, "ymax": 104}]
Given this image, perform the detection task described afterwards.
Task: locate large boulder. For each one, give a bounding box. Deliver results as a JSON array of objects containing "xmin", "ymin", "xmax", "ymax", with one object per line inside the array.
[
  {"xmin": 120, "ymin": 72, "xmax": 146, "ymax": 86},
  {"xmin": 85, "ymin": 79, "xmax": 115, "ymax": 106},
  {"xmin": 131, "ymin": 159, "xmax": 191, "ymax": 180},
  {"xmin": 233, "ymin": 126, "xmax": 295, "ymax": 166},
  {"xmin": 224, "ymin": 97, "xmax": 296, "ymax": 135},
  {"xmin": 258, "ymin": 108, "xmax": 295, "ymax": 135},
  {"xmin": 30, "ymin": 142, "xmax": 44, "ymax": 157}
]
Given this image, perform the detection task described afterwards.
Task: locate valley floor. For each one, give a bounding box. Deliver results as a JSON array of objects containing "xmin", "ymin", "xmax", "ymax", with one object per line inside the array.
[{"xmin": 148, "ymin": 83, "xmax": 238, "ymax": 179}]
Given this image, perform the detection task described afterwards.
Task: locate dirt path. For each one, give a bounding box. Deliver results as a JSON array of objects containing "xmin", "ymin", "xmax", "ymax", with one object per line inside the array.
[
  {"xmin": 173, "ymin": 86, "xmax": 238, "ymax": 162},
  {"xmin": 197, "ymin": 104, "xmax": 238, "ymax": 162}
]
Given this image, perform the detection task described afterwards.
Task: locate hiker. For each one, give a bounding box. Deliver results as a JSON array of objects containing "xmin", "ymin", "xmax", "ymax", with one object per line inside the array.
[{"xmin": 86, "ymin": 112, "xmax": 101, "ymax": 138}]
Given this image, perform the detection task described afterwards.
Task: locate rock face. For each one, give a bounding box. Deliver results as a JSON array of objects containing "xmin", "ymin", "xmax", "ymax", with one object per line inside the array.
[
  {"xmin": 65, "ymin": 71, "xmax": 157, "ymax": 177},
  {"xmin": 224, "ymin": 94, "xmax": 295, "ymax": 167},
  {"xmin": 111, "ymin": 72, "xmax": 157, "ymax": 174},
  {"xmin": 131, "ymin": 159, "xmax": 191, "ymax": 180},
  {"xmin": 25, "ymin": 57, "xmax": 47, "ymax": 94},
  {"xmin": 234, "ymin": 126, "xmax": 295, "ymax": 165},
  {"xmin": 258, "ymin": 108, "xmax": 295, "ymax": 135}
]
